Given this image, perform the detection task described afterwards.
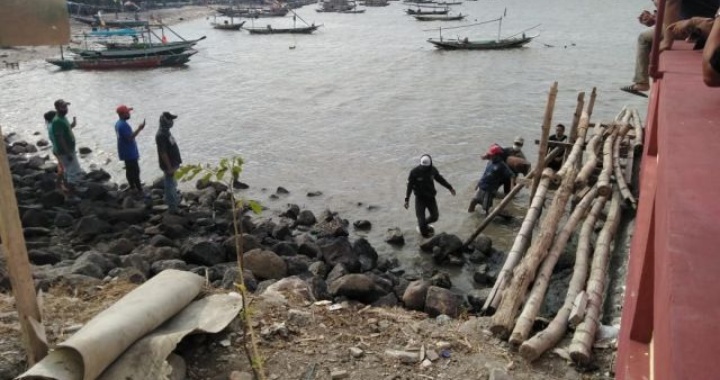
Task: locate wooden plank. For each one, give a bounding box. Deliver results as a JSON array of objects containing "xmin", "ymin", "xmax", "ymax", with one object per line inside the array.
[
  {"xmin": 529, "ymin": 82, "xmax": 558, "ymax": 205},
  {"xmin": 0, "ymin": 124, "xmax": 48, "ymax": 365}
]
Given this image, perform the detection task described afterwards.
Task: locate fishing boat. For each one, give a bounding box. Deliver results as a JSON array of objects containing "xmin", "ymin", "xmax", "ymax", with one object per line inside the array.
[
  {"xmin": 245, "ymin": 23, "xmax": 320, "ymax": 34},
  {"xmin": 414, "ymin": 13, "xmax": 465, "ymax": 21},
  {"xmin": 425, "ymin": 14, "xmax": 540, "ymax": 50},
  {"xmin": 406, "ymin": 7, "xmax": 449, "ymax": 15},
  {"xmin": 364, "ymin": 0, "xmax": 390, "ymax": 6},
  {"xmin": 217, "ymin": 7, "xmax": 289, "ymax": 18},
  {"xmin": 70, "ymin": 37, "xmax": 205, "ymax": 58},
  {"xmin": 46, "ymin": 49, "xmax": 197, "ymax": 70},
  {"xmin": 71, "ymin": 15, "xmax": 149, "ymax": 28},
  {"xmin": 317, "ymin": 0, "xmax": 364, "ymax": 12},
  {"xmin": 212, "ymin": 20, "xmax": 246, "ymax": 30}
]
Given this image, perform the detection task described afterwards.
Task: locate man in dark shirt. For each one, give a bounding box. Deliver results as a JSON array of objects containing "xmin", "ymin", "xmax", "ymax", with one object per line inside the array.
[
  {"xmin": 547, "ymin": 123, "xmax": 567, "ymax": 172},
  {"xmin": 51, "ymin": 99, "xmax": 84, "ymax": 189},
  {"xmin": 404, "ymin": 154, "xmax": 456, "ymax": 238},
  {"xmin": 469, "ymin": 145, "xmax": 515, "ymax": 214},
  {"xmin": 155, "ymin": 112, "xmax": 182, "ymax": 213}
]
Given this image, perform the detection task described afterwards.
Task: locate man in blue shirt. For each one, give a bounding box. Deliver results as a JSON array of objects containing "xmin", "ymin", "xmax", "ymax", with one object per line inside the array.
[
  {"xmin": 469, "ymin": 144, "xmax": 515, "ymax": 214},
  {"xmin": 115, "ymin": 105, "xmax": 145, "ymax": 193}
]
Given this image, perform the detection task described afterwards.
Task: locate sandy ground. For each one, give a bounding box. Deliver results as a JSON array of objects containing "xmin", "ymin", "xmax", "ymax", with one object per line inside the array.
[{"xmin": 0, "ymin": 6, "xmax": 215, "ymax": 67}]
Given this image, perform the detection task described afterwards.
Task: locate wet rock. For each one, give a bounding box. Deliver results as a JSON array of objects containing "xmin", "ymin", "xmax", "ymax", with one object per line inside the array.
[
  {"xmin": 284, "ymin": 255, "xmax": 311, "ymax": 276},
  {"xmin": 36, "ymin": 138, "xmax": 49, "ymax": 147},
  {"xmin": 307, "ymin": 191, "xmax": 322, "ymax": 197},
  {"xmin": 108, "ymin": 238, "xmax": 136, "ymax": 255},
  {"xmin": 402, "ymin": 280, "xmax": 431, "ymax": 311},
  {"xmin": 473, "ymin": 264, "xmax": 494, "ymax": 286},
  {"xmin": 308, "ymin": 261, "xmax": 328, "ymax": 278},
  {"xmin": 41, "ymin": 190, "xmax": 65, "ymax": 208},
  {"xmin": 372, "ymin": 292, "xmax": 399, "ymax": 307},
  {"xmin": 74, "ymin": 215, "xmax": 112, "ymax": 240},
  {"xmin": 23, "ymin": 227, "xmax": 51, "ymax": 238},
  {"xmin": 244, "ymin": 249, "xmax": 287, "ymax": 280},
  {"xmin": 272, "ymin": 223, "xmax": 292, "ymax": 240},
  {"xmin": 430, "ymin": 271, "xmax": 452, "ymax": 289},
  {"xmin": 221, "ymin": 267, "xmax": 257, "ymax": 292},
  {"xmin": 276, "ymin": 186, "xmax": 290, "ymax": 195},
  {"xmin": 106, "ymin": 208, "xmax": 148, "ymax": 224},
  {"xmin": 22, "ymin": 208, "xmax": 50, "ymax": 228},
  {"xmin": 352, "ymin": 238, "xmax": 378, "ymax": 272},
  {"xmin": 296, "ymin": 210, "xmax": 317, "ymax": 226},
  {"xmin": 151, "ymin": 259, "xmax": 189, "ymax": 275},
  {"xmin": 472, "ymin": 234, "xmax": 493, "ymax": 255},
  {"xmin": 314, "ymin": 214, "xmax": 349, "ymax": 238},
  {"xmin": 78, "ymin": 182, "xmax": 109, "ymax": 201},
  {"xmin": 78, "ymin": 147, "xmax": 92, "ymax": 155},
  {"xmin": 329, "ymin": 274, "xmax": 389, "ymax": 303},
  {"xmin": 318, "ymin": 237, "xmax": 360, "ymax": 272},
  {"xmin": 326, "ymin": 263, "xmax": 348, "ymax": 285},
  {"xmin": 297, "ymin": 240, "xmax": 321, "ymax": 259},
  {"xmin": 468, "ymin": 250, "xmax": 486, "ymax": 264},
  {"xmin": 232, "ymin": 180, "xmax": 249, "ymax": 190},
  {"xmin": 271, "ymin": 241, "xmax": 297, "ymax": 257},
  {"xmin": 54, "ymin": 212, "xmax": 74, "ymax": 228},
  {"xmin": 305, "ymin": 276, "xmax": 331, "ymax": 300},
  {"xmin": 223, "ymin": 234, "xmax": 262, "ymax": 258},
  {"xmin": 86, "ymin": 169, "xmax": 111, "ymax": 182},
  {"xmin": 27, "ymin": 156, "xmax": 45, "ymax": 169},
  {"xmin": 353, "ymin": 220, "xmax": 372, "ymax": 231},
  {"xmin": 467, "ymin": 288, "xmax": 492, "ymax": 312},
  {"xmin": 384, "ymin": 227, "xmax": 404, "ymax": 246},
  {"xmin": 28, "ymin": 249, "xmax": 62, "ymax": 265},
  {"xmin": 424, "ymin": 286, "xmax": 461, "ymax": 318},
  {"xmin": 182, "ymin": 241, "xmax": 226, "ymax": 266},
  {"xmin": 150, "ymin": 234, "xmax": 175, "ymax": 248},
  {"xmin": 280, "ymin": 204, "xmax": 300, "ymax": 219}
]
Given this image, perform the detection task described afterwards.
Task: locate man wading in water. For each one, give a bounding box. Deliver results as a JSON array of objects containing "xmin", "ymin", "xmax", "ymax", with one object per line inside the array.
[{"xmin": 404, "ymin": 154, "xmax": 456, "ymax": 238}]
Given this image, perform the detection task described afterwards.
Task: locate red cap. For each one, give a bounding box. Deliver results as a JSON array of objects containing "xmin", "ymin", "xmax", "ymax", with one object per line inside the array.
[
  {"xmin": 116, "ymin": 105, "xmax": 133, "ymax": 114},
  {"xmin": 487, "ymin": 144, "xmax": 504, "ymax": 157}
]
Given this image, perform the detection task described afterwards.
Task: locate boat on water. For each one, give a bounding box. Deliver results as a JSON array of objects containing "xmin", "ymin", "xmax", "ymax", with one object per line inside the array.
[
  {"xmin": 363, "ymin": 0, "xmax": 390, "ymax": 7},
  {"xmin": 245, "ymin": 24, "xmax": 321, "ymax": 34},
  {"xmin": 212, "ymin": 20, "xmax": 246, "ymax": 30},
  {"xmin": 46, "ymin": 49, "xmax": 197, "ymax": 70},
  {"xmin": 414, "ymin": 13, "xmax": 465, "ymax": 21},
  {"xmin": 72, "ymin": 15, "xmax": 148, "ymax": 28},
  {"xmin": 70, "ymin": 37, "xmax": 205, "ymax": 58},
  {"xmin": 217, "ymin": 7, "xmax": 289, "ymax": 18},
  {"xmin": 428, "ymin": 34, "xmax": 536, "ymax": 49},
  {"xmin": 317, "ymin": 0, "xmax": 365, "ymax": 12},
  {"xmin": 406, "ymin": 7, "xmax": 449, "ymax": 15}
]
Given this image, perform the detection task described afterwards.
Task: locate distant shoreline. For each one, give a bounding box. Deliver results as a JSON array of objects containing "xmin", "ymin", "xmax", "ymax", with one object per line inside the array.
[{"xmin": 0, "ymin": 5, "xmax": 215, "ymax": 66}]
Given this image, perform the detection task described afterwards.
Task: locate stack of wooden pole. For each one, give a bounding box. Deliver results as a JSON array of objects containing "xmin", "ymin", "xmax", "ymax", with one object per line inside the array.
[{"xmin": 477, "ymin": 85, "xmax": 643, "ymax": 365}]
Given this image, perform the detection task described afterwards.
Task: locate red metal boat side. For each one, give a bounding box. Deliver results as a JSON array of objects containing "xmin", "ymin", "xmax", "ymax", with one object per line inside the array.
[{"xmin": 616, "ymin": 42, "xmax": 720, "ymax": 380}]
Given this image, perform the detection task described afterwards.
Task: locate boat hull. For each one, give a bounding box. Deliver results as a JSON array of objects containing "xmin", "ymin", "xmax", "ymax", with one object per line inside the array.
[
  {"xmin": 427, "ymin": 36, "xmax": 534, "ymax": 50},
  {"xmin": 245, "ymin": 25, "xmax": 320, "ymax": 34},
  {"xmin": 414, "ymin": 14, "xmax": 465, "ymax": 21},
  {"xmin": 46, "ymin": 50, "xmax": 197, "ymax": 70},
  {"xmin": 71, "ymin": 38, "xmax": 204, "ymax": 59},
  {"xmin": 212, "ymin": 21, "xmax": 246, "ymax": 30}
]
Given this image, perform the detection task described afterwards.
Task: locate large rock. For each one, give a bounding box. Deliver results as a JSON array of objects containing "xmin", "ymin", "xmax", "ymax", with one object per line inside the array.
[
  {"xmin": 308, "ymin": 261, "xmax": 328, "ymax": 278},
  {"xmin": 244, "ymin": 249, "xmax": 287, "ymax": 280},
  {"xmin": 28, "ymin": 249, "xmax": 62, "ymax": 265},
  {"xmin": 424, "ymin": 286, "xmax": 461, "ymax": 318},
  {"xmin": 54, "ymin": 212, "xmax": 74, "ymax": 228},
  {"xmin": 182, "ymin": 241, "xmax": 226, "ymax": 266},
  {"xmin": 318, "ymin": 237, "xmax": 360, "ymax": 273},
  {"xmin": 352, "ymin": 238, "xmax": 378, "ymax": 272},
  {"xmin": 271, "ymin": 241, "xmax": 298, "ymax": 257},
  {"xmin": 296, "ymin": 210, "xmax": 317, "ymax": 226},
  {"xmin": 220, "ymin": 267, "xmax": 257, "ymax": 291},
  {"xmin": 467, "ymin": 288, "xmax": 492, "ymax": 312},
  {"xmin": 272, "ymin": 223, "xmax": 292, "ymax": 241},
  {"xmin": 21, "ymin": 208, "xmax": 50, "ymax": 228},
  {"xmin": 151, "ymin": 259, "xmax": 190, "ymax": 275},
  {"xmin": 108, "ymin": 238, "xmax": 136, "ymax": 255},
  {"xmin": 326, "ymin": 263, "xmax": 348, "ymax": 285},
  {"xmin": 120, "ymin": 254, "xmax": 151, "ymax": 278},
  {"xmin": 402, "ymin": 280, "xmax": 431, "ymax": 311},
  {"xmin": 106, "ymin": 208, "xmax": 149, "ymax": 224},
  {"xmin": 281, "ymin": 204, "xmax": 300, "ymax": 220},
  {"xmin": 329, "ymin": 274, "xmax": 389, "ymax": 304},
  {"xmin": 223, "ymin": 234, "xmax": 262, "ymax": 258},
  {"xmin": 74, "ymin": 215, "xmax": 112, "ymax": 240},
  {"xmin": 430, "ymin": 271, "xmax": 452, "ymax": 289},
  {"xmin": 472, "ymin": 234, "xmax": 493, "ymax": 255},
  {"xmin": 284, "ymin": 255, "xmax": 311, "ymax": 276},
  {"xmin": 264, "ymin": 276, "xmax": 315, "ymax": 303},
  {"xmin": 71, "ymin": 251, "xmax": 119, "ymax": 279},
  {"xmin": 313, "ymin": 214, "xmax": 348, "ymax": 238},
  {"xmin": 149, "ymin": 234, "xmax": 175, "ymax": 248},
  {"xmin": 305, "ymin": 276, "xmax": 331, "ymax": 300},
  {"xmin": 384, "ymin": 228, "xmax": 405, "ymax": 246},
  {"xmin": 23, "ymin": 227, "xmax": 51, "ymax": 238},
  {"xmin": 421, "ymin": 233, "xmax": 464, "ymax": 263}
]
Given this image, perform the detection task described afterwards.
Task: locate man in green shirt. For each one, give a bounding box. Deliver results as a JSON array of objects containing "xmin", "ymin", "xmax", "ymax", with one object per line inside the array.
[{"xmin": 50, "ymin": 99, "xmax": 84, "ymax": 188}]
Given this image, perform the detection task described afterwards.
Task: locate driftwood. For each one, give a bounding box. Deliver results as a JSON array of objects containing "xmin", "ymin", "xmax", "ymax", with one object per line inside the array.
[
  {"xmin": 508, "ymin": 186, "xmax": 598, "ymax": 345},
  {"xmin": 490, "ymin": 162, "xmax": 579, "ymax": 338},
  {"xmin": 568, "ymin": 92, "xmax": 586, "ymax": 144},
  {"xmin": 463, "ymin": 148, "xmax": 563, "ymax": 249},
  {"xmin": 529, "ymin": 82, "xmax": 558, "ymax": 205},
  {"xmin": 596, "ymin": 126, "xmax": 618, "ymax": 197},
  {"xmin": 518, "ymin": 195, "xmax": 608, "ymax": 361},
  {"xmin": 613, "ymin": 124, "xmax": 636, "ymax": 209},
  {"xmin": 569, "ymin": 291, "xmax": 588, "ymax": 327},
  {"xmin": 574, "ymin": 123, "xmax": 604, "ymax": 189},
  {"xmin": 482, "ymin": 168, "xmax": 555, "ymax": 313},
  {"xmin": 557, "ymin": 111, "xmax": 590, "ymax": 179},
  {"xmin": 569, "ymin": 190, "xmax": 622, "ymax": 364},
  {"xmin": 586, "ymin": 87, "xmax": 597, "ymax": 120}
]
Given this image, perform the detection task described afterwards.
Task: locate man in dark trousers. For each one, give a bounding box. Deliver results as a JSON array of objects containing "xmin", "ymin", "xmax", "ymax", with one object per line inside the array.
[
  {"xmin": 115, "ymin": 105, "xmax": 145, "ymax": 194},
  {"xmin": 469, "ymin": 145, "xmax": 515, "ymax": 214},
  {"xmin": 404, "ymin": 154, "xmax": 456, "ymax": 238},
  {"xmin": 548, "ymin": 123, "xmax": 568, "ymax": 171},
  {"xmin": 155, "ymin": 112, "xmax": 182, "ymax": 213}
]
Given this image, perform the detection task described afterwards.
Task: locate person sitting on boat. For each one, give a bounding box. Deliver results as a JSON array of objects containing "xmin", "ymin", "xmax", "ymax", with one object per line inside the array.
[{"xmin": 469, "ymin": 145, "xmax": 515, "ymax": 214}]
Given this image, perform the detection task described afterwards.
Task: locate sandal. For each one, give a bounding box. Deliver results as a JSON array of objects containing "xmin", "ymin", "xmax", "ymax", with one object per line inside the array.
[{"xmin": 620, "ymin": 84, "xmax": 649, "ymax": 98}]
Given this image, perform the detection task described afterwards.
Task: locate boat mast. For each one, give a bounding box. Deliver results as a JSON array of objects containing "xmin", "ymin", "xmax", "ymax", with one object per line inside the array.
[{"xmin": 497, "ymin": 16, "xmax": 502, "ymax": 42}]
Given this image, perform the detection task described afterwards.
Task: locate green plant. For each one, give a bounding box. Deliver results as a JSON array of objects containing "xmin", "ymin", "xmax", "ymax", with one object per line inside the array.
[{"xmin": 176, "ymin": 157, "xmax": 266, "ymax": 380}]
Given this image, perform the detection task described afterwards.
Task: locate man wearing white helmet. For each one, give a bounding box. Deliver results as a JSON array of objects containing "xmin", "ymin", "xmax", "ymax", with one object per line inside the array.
[{"xmin": 404, "ymin": 154, "xmax": 456, "ymax": 238}]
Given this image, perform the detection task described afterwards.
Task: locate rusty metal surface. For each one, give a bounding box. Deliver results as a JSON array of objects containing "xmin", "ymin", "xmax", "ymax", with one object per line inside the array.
[{"xmin": 0, "ymin": 0, "xmax": 70, "ymax": 46}]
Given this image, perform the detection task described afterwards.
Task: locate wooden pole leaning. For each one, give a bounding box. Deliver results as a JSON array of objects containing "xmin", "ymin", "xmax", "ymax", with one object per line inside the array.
[
  {"xmin": 529, "ymin": 82, "xmax": 558, "ymax": 205},
  {"xmin": 568, "ymin": 92, "xmax": 586, "ymax": 144},
  {"xmin": 0, "ymin": 125, "xmax": 48, "ymax": 365}
]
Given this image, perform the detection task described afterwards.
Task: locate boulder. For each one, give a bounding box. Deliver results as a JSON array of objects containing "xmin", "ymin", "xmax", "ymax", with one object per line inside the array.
[
  {"xmin": 420, "ymin": 232, "xmax": 463, "ymax": 254},
  {"xmin": 73, "ymin": 215, "xmax": 112, "ymax": 240},
  {"xmin": 78, "ymin": 146, "xmax": 93, "ymax": 155},
  {"xmin": 272, "ymin": 223, "xmax": 292, "ymax": 241},
  {"xmin": 308, "ymin": 261, "xmax": 328, "ymax": 278},
  {"xmin": 472, "ymin": 234, "xmax": 493, "ymax": 255},
  {"xmin": 264, "ymin": 276, "xmax": 315, "ymax": 303},
  {"xmin": 27, "ymin": 156, "xmax": 45, "ymax": 170},
  {"xmin": 23, "ymin": 227, "xmax": 51, "ymax": 238},
  {"xmin": 106, "ymin": 208, "xmax": 149, "ymax": 224},
  {"xmin": 329, "ymin": 274, "xmax": 389, "ymax": 303},
  {"xmin": 244, "ymin": 249, "xmax": 287, "ymax": 280},
  {"xmin": 276, "ymin": 186, "xmax": 290, "ymax": 195},
  {"xmin": 305, "ymin": 276, "xmax": 331, "ymax": 300},
  {"xmin": 42, "ymin": 190, "xmax": 66, "ymax": 209},
  {"xmin": 384, "ymin": 228, "xmax": 404, "ymax": 246},
  {"xmin": 36, "ymin": 139, "xmax": 49, "ymax": 147},
  {"xmin": 110, "ymin": 267, "xmax": 146, "ymax": 284},
  {"xmin": 21, "ymin": 208, "xmax": 50, "ymax": 228},
  {"xmin": 149, "ymin": 234, "xmax": 175, "ymax": 248},
  {"xmin": 271, "ymin": 241, "xmax": 298, "ymax": 257},
  {"xmin": 402, "ymin": 280, "xmax": 431, "ymax": 311},
  {"xmin": 318, "ymin": 237, "xmax": 360, "ymax": 273},
  {"xmin": 314, "ymin": 214, "xmax": 349, "ymax": 238},
  {"xmin": 326, "ymin": 263, "xmax": 348, "ymax": 285},
  {"xmin": 151, "ymin": 259, "xmax": 190, "ymax": 275},
  {"xmin": 108, "ymin": 238, "xmax": 136, "ymax": 255},
  {"xmin": 467, "ymin": 288, "xmax": 492, "ymax": 312},
  {"xmin": 352, "ymin": 238, "xmax": 378, "ymax": 272},
  {"xmin": 372, "ymin": 292, "xmax": 399, "ymax": 308},
  {"xmin": 221, "ymin": 267, "xmax": 257, "ymax": 292},
  {"xmin": 297, "ymin": 240, "xmax": 321, "ymax": 259},
  {"xmin": 281, "ymin": 204, "xmax": 300, "ymax": 220},
  {"xmin": 353, "ymin": 220, "xmax": 372, "ymax": 231},
  {"xmin": 223, "ymin": 234, "xmax": 262, "ymax": 258},
  {"xmin": 71, "ymin": 251, "xmax": 119, "ymax": 279},
  {"xmin": 54, "ymin": 212, "xmax": 74, "ymax": 228},
  {"xmin": 473, "ymin": 264, "xmax": 494, "ymax": 286},
  {"xmin": 296, "ymin": 210, "xmax": 316, "ymax": 226},
  {"xmin": 430, "ymin": 271, "xmax": 452, "ymax": 289},
  {"xmin": 28, "ymin": 249, "xmax": 62, "ymax": 265},
  {"xmin": 120, "ymin": 254, "xmax": 151, "ymax": 278},
  {"xmin": 182, "ymin": 241, "xmax": 226, "ymax": 266},
  {"xmin": 284, "ymin": 255, "xmax": 311, "ymax": 276},
  {"xmin": 424, "ymin": 286, "xmax": 461, "ymax": 318}
]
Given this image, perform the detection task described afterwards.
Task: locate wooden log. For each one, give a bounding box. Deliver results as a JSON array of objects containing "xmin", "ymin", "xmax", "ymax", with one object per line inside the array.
[
  {"xmin": 596, "ymin": 126, "xmax": 618, "ymax": 197},
  {"xmin": 482, "ymin": 168, "xmax": 555, "ymax": 314},
  {"xmin": 569, "ymin": 190, "xmax": 622, "ymax": 364},
  {"xmin": 463, "ymin": 148, "xmax": 563, "ymax": 249},
  {"xmin": 568, "ymin": 92, "xmax": 586, "ymax": 144},
  {"xmin": 557, "ymin": 110, "xmax": 590, "ymax": 180},
  {"xmin": 586, "ymin": 87, "xmax": 597, "ymax": 120},
  {"xmin": 613, "ymin": 124, "xmax": 636, "ymax": 209},
  {"xmin": 508, "ymin": 186, "xmax": 597, "ymax": 345},
  {"xmin": 491, "ymin": 163, "xmax": 579, "ymax": 339},
  {"xmin": 518, "ymin": 195, "xmax": 608, "ymax": 362},
  {"xmin": 574, "ymin": 123, "xmax": 605, "ymax": 189},
  {"xmin": 529, "ymin": 82, "xmax": 558, "ymax": 206},
  {"xmin": 0, "ymin": 124, "xmax": 48, "ymax": 365},
  {"xmin": 569, "ymin": 291, "xmax": 588, "ymax": 327}
]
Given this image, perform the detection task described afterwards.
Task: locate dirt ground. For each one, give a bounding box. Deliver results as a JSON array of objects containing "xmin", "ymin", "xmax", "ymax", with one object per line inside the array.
[
  {"xmin": 0, "ymin": 280, "xmax": 616, "ymax": 380},
  {"xmin": 0, "ymin": 6, "xmax": 215, "ymax": 66}
]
